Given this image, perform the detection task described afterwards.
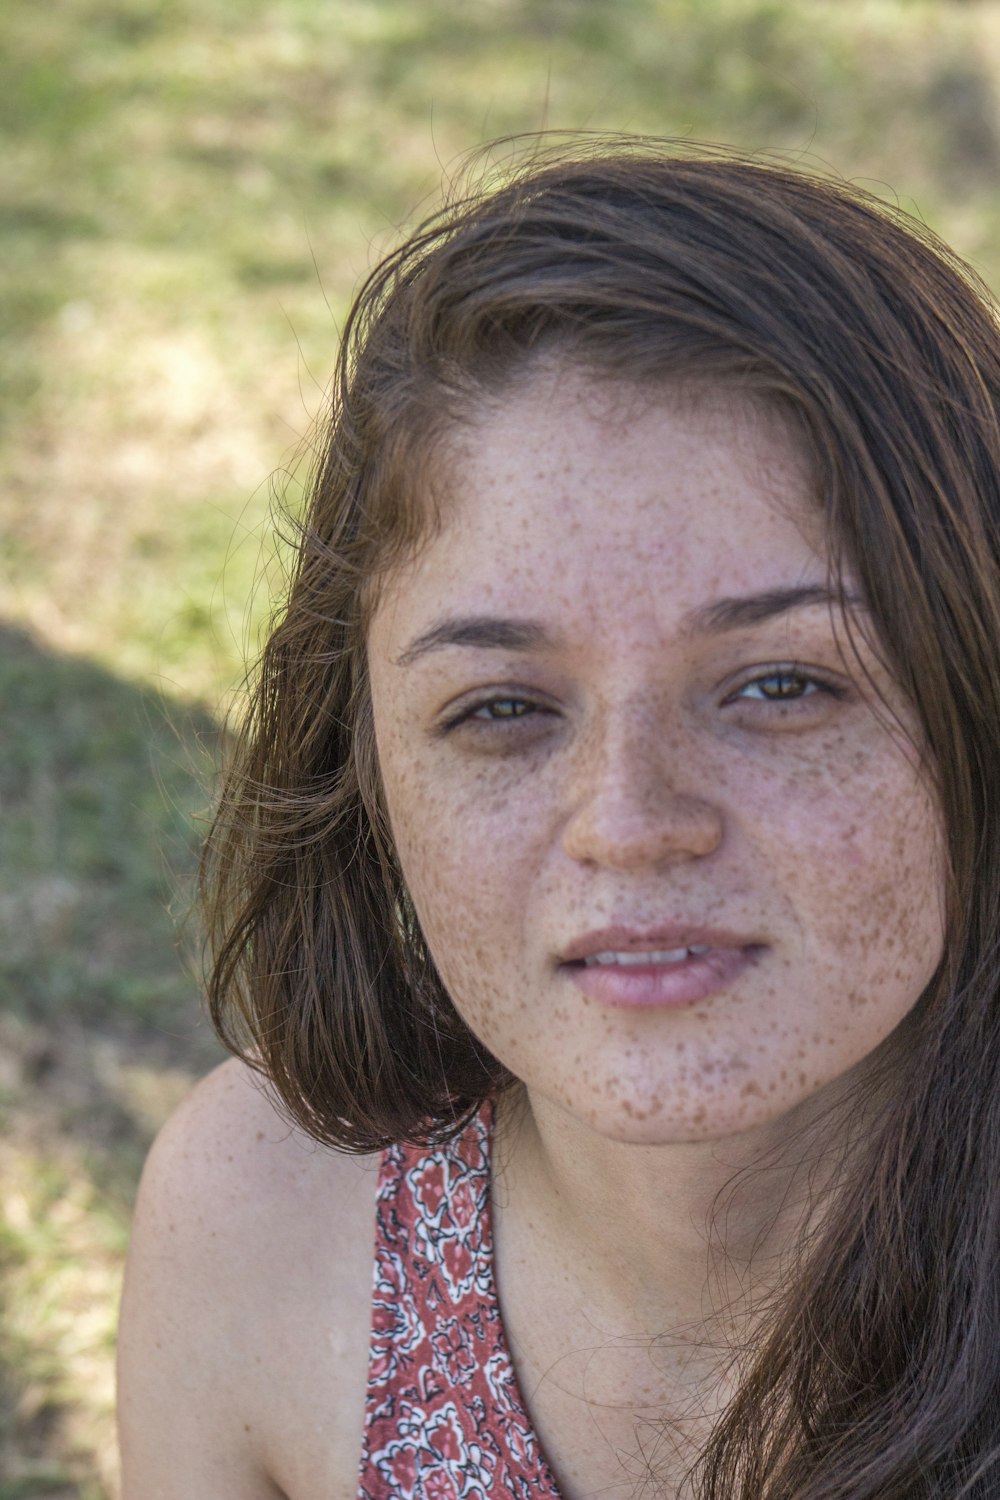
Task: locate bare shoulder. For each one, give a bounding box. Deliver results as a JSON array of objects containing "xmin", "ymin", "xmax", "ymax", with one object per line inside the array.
[
  {"xmin": 133, "ymin": 1054, "xmax": 378, "ymax": 1235},
  {"xmin": 118, "ymin": 1057, "xmax": 380, "ymax": 1500}
]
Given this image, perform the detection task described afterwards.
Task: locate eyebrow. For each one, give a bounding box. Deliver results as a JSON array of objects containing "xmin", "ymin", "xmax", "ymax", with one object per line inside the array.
[
  {"xmin": 690, "ymin": 584, "xmax": 864, "ymax": 634},
  {"xmin": 394, "ymin": 584, "xmax": 864, "ymax": 666},
  {"xmin": 396, "ymin": 617, "xmax": 551, "ymax": 666}
]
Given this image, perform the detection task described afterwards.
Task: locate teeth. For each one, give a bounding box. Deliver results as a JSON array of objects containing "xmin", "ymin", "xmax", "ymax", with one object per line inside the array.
[{"xmin": 584, "ymin": 946, "xmax": 709, "ymax": 967}]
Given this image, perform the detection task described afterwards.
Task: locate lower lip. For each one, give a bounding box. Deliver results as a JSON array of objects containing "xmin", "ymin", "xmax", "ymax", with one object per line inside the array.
[{"xmin": 563, "ymin": 946, "xmax": 761, "ymax": 1010}]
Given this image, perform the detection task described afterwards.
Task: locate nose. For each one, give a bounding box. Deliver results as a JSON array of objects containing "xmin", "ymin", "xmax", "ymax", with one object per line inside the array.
[{"xmin": 560, "ymin": 711, "xmax": 724, "ymax": 870}]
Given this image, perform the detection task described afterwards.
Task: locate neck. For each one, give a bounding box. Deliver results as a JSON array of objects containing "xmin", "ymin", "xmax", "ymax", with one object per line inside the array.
[
  {"xmin": 493, "ymin": 1080, "xmax": 854, "ymax": 1353},
  {"xmin": 489, "ymin": 1079, "xmax": 884, "ymax": 1499}
]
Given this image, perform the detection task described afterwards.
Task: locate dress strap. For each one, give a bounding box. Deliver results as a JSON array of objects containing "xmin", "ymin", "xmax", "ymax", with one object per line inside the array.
[{"xmin": 356, "ymin": 1101, "xmax": 562, "ymax": 1498}]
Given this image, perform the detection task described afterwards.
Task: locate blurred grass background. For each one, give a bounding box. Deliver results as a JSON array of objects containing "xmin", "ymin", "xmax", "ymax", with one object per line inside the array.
[{"xmin": 3, "ymin": 0, "xmax": 1000, "ymax": 1493}]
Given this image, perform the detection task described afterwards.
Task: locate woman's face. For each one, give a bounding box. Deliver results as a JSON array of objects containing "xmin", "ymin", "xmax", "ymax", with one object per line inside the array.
[{"xmin": 368, "ymin": 369, "xmax": 946, "ymax": 1144}]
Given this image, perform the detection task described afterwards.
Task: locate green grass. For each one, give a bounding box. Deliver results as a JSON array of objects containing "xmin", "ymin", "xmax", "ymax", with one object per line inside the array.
[
  {"xmin": 7, "ymin": 0, "xmax": 1000, "ymax": 705},
  {"xmin": 0, "ymin": 626, "xmax": 221, "ymax": 1026},
  {"xmin": 5, "ymin": 0, "xmax": 1000, "ymax": 1492}
]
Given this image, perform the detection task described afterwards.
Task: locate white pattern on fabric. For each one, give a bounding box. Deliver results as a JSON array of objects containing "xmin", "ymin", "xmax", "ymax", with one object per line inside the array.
[{"xmin": 356, "ymin": 1102, "xmax": 563, "ymax": 1499}]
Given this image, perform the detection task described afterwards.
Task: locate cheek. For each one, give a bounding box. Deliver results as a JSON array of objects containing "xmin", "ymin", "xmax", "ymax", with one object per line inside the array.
[
  {"xmin": 379, "ymin": 741, "xmax": 546, "ymax": 1000},
  {"xmin": 756, "ymin": 748, "xmax": 946, "ymax": 1007},
  {"xmin": 401, "ymin": 823, "xmax": 552, "ymax": 1075}
]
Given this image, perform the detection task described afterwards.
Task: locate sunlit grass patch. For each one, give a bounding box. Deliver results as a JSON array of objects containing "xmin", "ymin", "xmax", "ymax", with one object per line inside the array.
[
  {"xmin": 0, "ymin": 1137, "xmax": 125, "ymax": 1500},
  {"xmin": 0, "ymin": 1010, "xmax": 212, "ymax": 1500}
]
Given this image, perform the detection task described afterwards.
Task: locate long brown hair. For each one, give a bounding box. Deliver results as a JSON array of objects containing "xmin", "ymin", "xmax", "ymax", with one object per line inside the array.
[{"xmin": 202, "ymin": 141, "xmax": 1000, "ymax": 1495}]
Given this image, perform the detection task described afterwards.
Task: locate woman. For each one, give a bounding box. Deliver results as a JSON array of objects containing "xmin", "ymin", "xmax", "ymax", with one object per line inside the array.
[{"xmin": 117, "ymin": 142, "xmax": 1000, "ymax": 1498}]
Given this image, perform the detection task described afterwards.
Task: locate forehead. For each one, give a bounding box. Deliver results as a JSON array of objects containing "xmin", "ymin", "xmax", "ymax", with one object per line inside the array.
[
  {"xmin": 476, "ymin": 368, "xmax": 811, "ymax": 508},
  {"xmin": 370, "ymin": 371, "xmax": 832, "ymax": 648}
]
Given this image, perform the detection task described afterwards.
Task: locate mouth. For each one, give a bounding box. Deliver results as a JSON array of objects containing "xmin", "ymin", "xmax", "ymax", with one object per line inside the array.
[
  {"xmin": 558, "ymin": 927, "xmax": 764, "ymax": 1009},
  {"xmin": 559, "ymin": 923, "xmax": 761, "ymax": 964},
  {"xmin": 580, "ymin": 945, "xmax": 711, "ymax": 968}
]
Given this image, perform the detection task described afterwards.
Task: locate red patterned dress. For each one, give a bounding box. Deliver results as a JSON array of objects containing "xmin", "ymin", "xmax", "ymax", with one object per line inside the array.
[{"xmin": 357, "ymin": 1101, "xmax": 564, "ymax": 1499}]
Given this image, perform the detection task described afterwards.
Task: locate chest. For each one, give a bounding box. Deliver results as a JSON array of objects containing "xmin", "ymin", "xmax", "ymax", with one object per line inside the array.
[
  {"xmin": 253, "ymin": 1312, "xmax": 705, "ymax": 1500},
  {"xmin": 498, "ymin": 1307, "xmax": 719, "ymax": 1500},
  {"xmin": 491, "ymin": 1206, "xmax": 732, "ymax": 1499}
]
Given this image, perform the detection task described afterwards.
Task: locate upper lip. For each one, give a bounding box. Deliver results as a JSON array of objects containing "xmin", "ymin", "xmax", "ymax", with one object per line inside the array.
[{"xmin": 558, "ymin": 924, "xmax": 763, "ymax": 964}]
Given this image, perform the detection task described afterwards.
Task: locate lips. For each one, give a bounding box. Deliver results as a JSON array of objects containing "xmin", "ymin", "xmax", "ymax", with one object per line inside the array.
[
  {"xmin": 558, "ymin": 925, "xmax": 764, "ymax": 1010},
  {"xmin": 559, "ymin": 924, "xmax": 761, "ymax": 965}
]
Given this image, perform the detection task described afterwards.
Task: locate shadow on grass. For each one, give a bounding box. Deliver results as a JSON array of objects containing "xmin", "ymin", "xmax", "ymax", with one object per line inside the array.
[{"xmin": 0, "ymin": 623, "xmax": 228, "ymax": 1497}]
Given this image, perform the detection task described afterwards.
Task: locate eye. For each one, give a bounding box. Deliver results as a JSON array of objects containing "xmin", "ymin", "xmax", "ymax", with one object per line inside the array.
[
  {"xmin": 469, "ymin": 697, "xmax": 537, "ymax": 721},
  {"xmin": 439, "ymin": 691, "xmax": 552, "ymax": 736},
  {"xmin": 721, "ymin": 666, "xmax": 848, "ymax": 718},
  {"xmin": 734, "ymin": 670, "xmax": 823, "ymax": 702}
]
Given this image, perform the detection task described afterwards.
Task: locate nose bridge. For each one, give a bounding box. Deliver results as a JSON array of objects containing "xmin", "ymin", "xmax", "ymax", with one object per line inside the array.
[
  {"xmin": 562, "ymin": 691, "xmax": 723, "ymax": 867},
  {"xmin": 593, "ymin": 692, "xmax": 681, "ymax": 801}
]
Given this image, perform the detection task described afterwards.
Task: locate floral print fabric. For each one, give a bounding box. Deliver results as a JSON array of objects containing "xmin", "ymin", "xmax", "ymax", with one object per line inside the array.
[{"xmin": 357, "ymin": 1102, "xmax": 563, "ymax": 1499}]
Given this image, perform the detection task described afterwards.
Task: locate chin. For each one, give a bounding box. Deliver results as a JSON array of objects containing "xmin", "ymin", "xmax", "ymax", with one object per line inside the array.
[
  {"xmin": 568, "ymin": 1100, "xmax": 711, "ymax": 1146},
  {"xmin": 566, "ymin": 1088, "xmax": 802, "ymax": 1147},
  {"xmin": 602, "ymin": 1118, "xmax": 709, "ymax": 1147}
]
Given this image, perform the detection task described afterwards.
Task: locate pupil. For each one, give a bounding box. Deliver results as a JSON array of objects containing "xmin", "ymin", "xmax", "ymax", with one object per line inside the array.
[{"xmin": 765, "ymin": 674, "xmax": 800, "ymax": 698}]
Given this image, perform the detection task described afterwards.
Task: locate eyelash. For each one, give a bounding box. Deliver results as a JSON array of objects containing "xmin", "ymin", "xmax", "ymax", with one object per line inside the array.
[{"xmin": 441, "ymin": 667, "xmax": 846, "ymax": 732}]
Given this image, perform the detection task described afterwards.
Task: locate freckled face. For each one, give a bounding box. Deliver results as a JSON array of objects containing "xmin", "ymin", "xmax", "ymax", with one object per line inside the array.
[{"xmin": 367, "ymin": 371, "xmax": 946, "ymax": 1144}]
